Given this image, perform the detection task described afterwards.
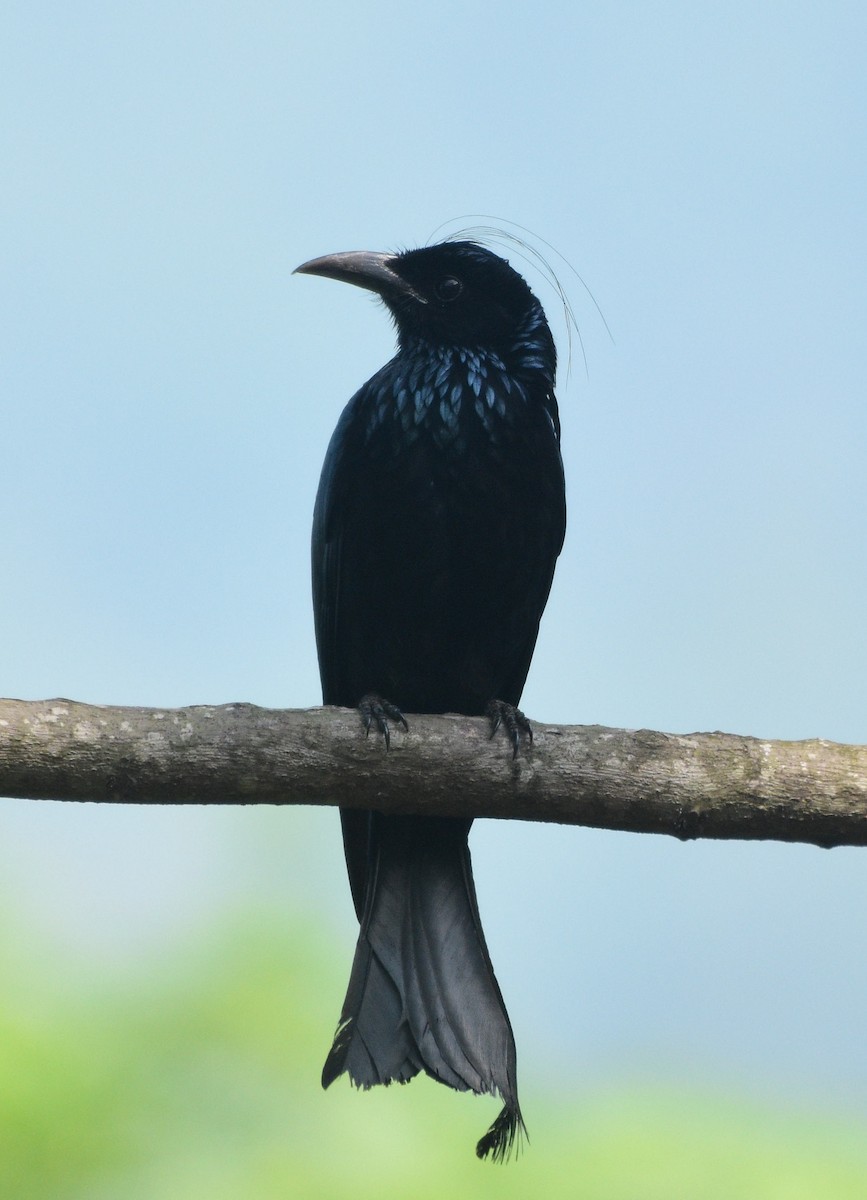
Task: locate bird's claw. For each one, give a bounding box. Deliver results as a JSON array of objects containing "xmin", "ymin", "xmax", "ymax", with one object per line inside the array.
[
  {"xmin": 486, "ymin": 699, "xmax": 533, "ymax": 759},
  {"xmin": 359, "ymin": 694, "xmax": 408, "ymax": 750}
]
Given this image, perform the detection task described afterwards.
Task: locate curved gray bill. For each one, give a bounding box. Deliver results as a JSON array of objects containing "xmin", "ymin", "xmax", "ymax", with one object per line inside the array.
[{"xmin": 294, "ymin": 250, "xmax": 426, "ymax": 303}]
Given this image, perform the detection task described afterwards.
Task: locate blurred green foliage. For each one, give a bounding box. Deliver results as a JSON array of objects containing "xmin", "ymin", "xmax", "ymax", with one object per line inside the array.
[{"xmin": 1, "ymin": 904, "xmax": 866, "ymax": 1200}]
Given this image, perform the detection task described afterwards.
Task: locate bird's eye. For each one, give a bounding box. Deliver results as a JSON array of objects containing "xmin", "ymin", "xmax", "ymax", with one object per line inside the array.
[{"xmin": 434, "ymin": 276, "xmax": 463, "ymax": 302}]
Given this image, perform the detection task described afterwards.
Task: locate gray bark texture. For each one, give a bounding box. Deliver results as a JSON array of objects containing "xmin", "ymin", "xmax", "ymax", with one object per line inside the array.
[{"xmin": 1, "ymin": 699, "xmax": 865, "ymax": 848}]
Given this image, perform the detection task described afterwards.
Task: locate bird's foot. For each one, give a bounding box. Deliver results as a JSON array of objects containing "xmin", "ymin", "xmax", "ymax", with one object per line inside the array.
[
  {"xmin": 486, "ymin": 699, "xmax": 532, "ymax": 759},
  {"xmin": 358, "ymin": 694, "xmax": 408, "ymax": 750}
]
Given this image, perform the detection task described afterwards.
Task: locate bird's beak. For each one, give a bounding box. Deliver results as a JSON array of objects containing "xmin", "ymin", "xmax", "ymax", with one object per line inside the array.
[{"xmin": 294, "ymin": 251, "xmax": 426, "ymax": 303}]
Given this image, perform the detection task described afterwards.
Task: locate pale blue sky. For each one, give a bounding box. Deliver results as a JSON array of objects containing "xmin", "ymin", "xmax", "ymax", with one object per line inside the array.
[{"xmin": 2, "ymin": 0, "xmax": 866, "ymax": 1126}]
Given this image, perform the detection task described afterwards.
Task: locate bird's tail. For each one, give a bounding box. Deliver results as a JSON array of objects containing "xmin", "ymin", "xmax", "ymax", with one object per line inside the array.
[{"xmin": 322, "ymin": 814, "xmax": 524, "ymax": 1162}]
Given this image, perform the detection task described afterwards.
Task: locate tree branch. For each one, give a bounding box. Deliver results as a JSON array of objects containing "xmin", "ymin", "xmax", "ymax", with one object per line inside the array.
[{"xmin": 0, "ymin": 698, "xmax": 865, "ymax": 849}]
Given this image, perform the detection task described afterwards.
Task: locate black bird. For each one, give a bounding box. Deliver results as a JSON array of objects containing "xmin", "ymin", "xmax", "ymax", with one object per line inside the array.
[{"xmin": 296, "ymin": 240, "xmax": 566, "ymax": 1160}]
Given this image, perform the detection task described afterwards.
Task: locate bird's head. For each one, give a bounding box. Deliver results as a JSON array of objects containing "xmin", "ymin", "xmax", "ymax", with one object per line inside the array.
[{"xmin": 295, "ymin": 240, "xmax": 555, "ymax": 374}]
